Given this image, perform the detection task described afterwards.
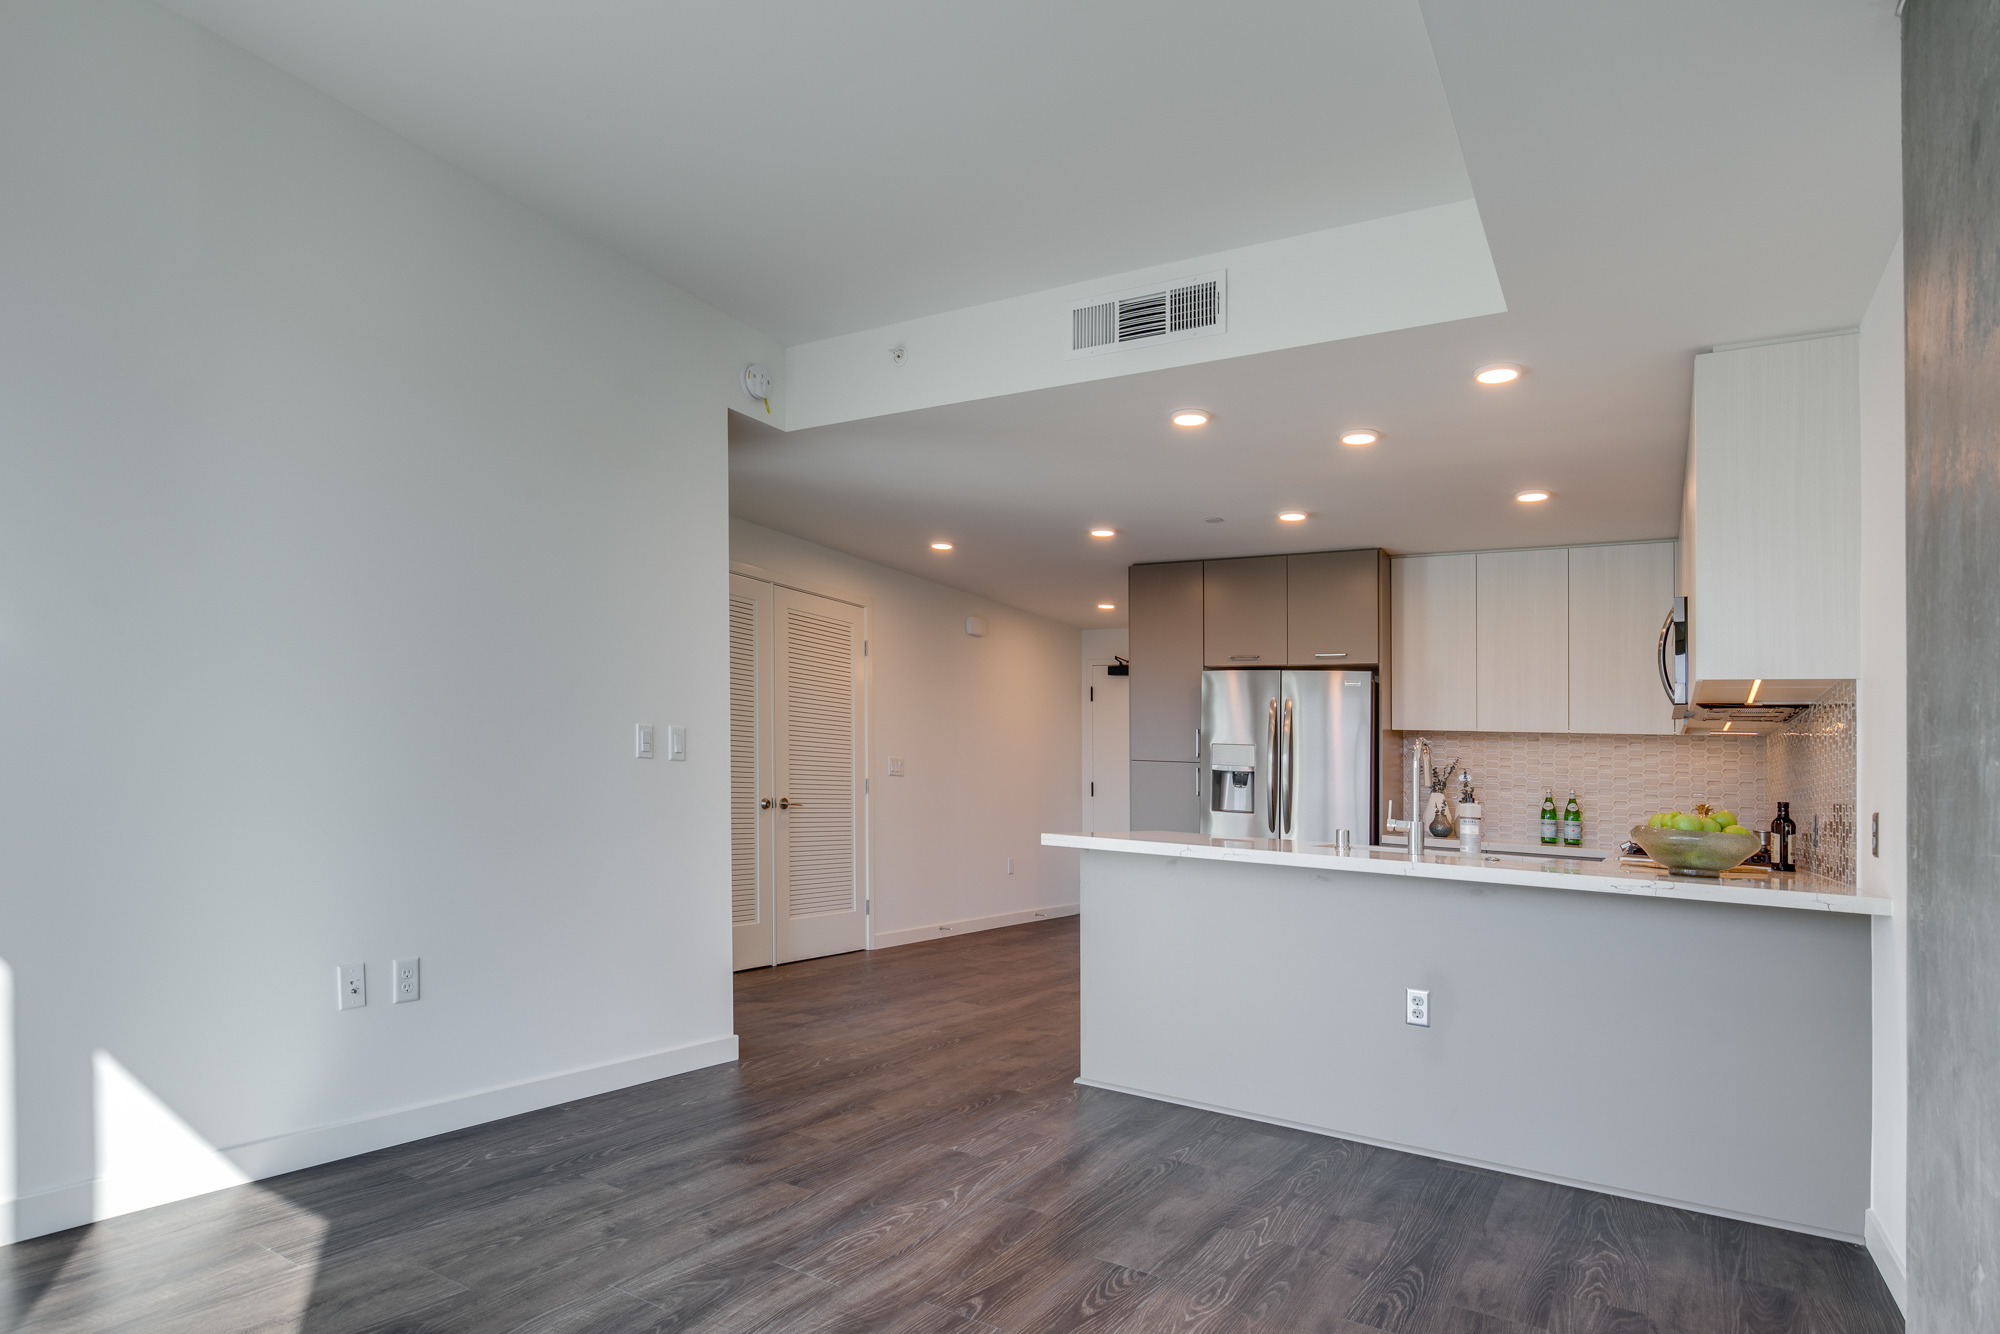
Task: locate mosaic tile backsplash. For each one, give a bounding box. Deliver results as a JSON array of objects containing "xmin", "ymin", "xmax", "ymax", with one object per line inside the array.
[
  {"xmin": 1767, "ymin": 678, "xmax": 1858, "ymax": 885},
  {"xmin": 1391, "ymin": 731, "xmax": 1768, "ymax": 849}
]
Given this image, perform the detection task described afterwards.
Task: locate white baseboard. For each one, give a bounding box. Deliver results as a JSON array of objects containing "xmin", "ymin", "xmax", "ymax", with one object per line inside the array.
[
  {"xmin": 8, "ymin": 1034, "xmax": 738, "ymax": 1243},
  {"xmin": 1075, "ymin": 1077, "xmax": 1865, "ymax": 1246},
  {"xmin": 871, "ymin": 902, "xmax": 1078, "ymax": 951},
  {"xmin": 1864, "ymin": 1207, "xmax": 1907, "ymax": 1311}
]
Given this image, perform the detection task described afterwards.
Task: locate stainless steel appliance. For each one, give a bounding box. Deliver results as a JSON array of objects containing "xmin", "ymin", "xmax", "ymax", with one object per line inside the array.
[
  {"xmin": 1200, "ymin": 669, "xmax": 1375, "ymax": 842},
  {"xmin": 1657, "ymin": 596, "xmax": 1689, "ymax": 707}
]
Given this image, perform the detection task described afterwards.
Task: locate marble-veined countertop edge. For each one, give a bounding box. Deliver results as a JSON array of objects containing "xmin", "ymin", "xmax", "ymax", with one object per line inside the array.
[{"xmin": 1040, "ymin": 831, "xmax": 1891, "ymax": 916}]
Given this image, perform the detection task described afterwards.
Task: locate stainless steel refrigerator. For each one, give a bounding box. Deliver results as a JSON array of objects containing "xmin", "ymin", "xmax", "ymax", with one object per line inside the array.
[{"xmin": 1200, "ymin": 669, "xmax": 1376, "ymax": 841}]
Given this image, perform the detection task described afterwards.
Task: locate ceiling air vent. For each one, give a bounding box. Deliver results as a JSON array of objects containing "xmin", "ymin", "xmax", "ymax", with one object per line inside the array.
[{"xmin": 1067, "ymin": 270, "xmax": 1227, "ymax": 358}]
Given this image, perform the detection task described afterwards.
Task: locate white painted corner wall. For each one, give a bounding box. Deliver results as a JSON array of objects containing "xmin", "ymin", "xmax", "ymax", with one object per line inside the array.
[
  {"xmin": 1857, "ymin": 238, "xmax": 1908, "ymax": 1310},
  {"xmin": 0, "ymin": 0, "xmax": 780, "ymax": 1240},
  {"xmin": 728, "ymin": 520, "xmax": 1081, "ymax": 945}
]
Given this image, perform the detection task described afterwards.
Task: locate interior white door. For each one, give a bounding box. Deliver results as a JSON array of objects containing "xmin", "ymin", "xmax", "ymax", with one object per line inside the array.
[
  {"xmin": 773, "ymin": 585, "xmax": 867, "ymax": 963},
  {"xmin": 1088, "ymin": 666, "xmax": 1130, "ymax": 832},
  {"xmin": 729, "ymin": 574, "xmax": 775, "ymax": 970}
]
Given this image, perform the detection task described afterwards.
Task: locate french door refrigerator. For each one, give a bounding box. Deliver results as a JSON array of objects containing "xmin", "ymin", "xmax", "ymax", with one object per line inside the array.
[{"xmin": 1200, "ymin": 669, "xmax": 1376, "ymax": 842}]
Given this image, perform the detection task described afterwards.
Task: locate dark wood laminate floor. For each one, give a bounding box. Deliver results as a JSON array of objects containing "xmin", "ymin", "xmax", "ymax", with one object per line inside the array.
[{"xmin": 2, "ymin": 918, "xmax": 1902, "ymax": 1333}]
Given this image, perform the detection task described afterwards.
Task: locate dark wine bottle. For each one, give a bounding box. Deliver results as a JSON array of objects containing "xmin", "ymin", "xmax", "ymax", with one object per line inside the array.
[{"xmin": 1770, "ymin": 802, "xmax": 1797, "ymax": 873}]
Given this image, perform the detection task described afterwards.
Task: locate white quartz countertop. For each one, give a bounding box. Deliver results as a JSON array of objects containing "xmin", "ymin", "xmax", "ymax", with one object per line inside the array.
[{"xmin": 1041, "ymin": 830, "xmax": 1891, "ymax": 916}]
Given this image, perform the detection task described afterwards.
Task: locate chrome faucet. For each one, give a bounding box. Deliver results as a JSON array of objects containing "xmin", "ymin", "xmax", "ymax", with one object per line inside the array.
[{"xmin": 1384, "ymin": 737, "xmax": 1431, "ymax": 859}]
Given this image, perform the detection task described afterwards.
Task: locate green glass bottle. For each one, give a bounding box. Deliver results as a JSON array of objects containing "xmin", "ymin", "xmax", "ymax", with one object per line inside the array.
[
  {"xmin": 1562, "ymin": 790, "xmax": 1583, "ymax": 846},
  {"xmin": 1540, "ymin": 788, "xmax": 1559, "ymax": 844}
]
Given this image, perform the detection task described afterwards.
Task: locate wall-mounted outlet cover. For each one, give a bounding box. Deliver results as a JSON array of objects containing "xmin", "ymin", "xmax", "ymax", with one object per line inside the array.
[
  {"xmin": 393, "ymin": 956, "xmax": 421, "ymax": 1004},
  {"xmin": 635, "ymin": 724, "xmax": 655, "ymax": 759},
  {"xmin": 337, "ymin": 963, "xmax": 366, "ymax": 1010},
  {"xmin": 1007, "ymin": 858, "xmax": 1015, "ymax": 875},
  {"xmin": 1406, "ymin": 988, "xmax": 1430, "ymax": 1027},
  {"xmin": 666, "ymin": 725, "xmax": 687, "ymax": 761}
]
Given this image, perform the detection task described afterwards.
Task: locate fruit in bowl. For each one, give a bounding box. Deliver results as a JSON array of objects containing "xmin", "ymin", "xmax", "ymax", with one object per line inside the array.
[{"xmin": 1631, "ymin": 804, "xmax": 1762, "ymax": 876}]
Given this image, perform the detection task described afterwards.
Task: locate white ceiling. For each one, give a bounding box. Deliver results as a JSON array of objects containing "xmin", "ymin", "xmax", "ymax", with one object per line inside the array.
[
  {"xmin": 737, "ymin": 0, "xmax": 1903, "ymax": 625},
  {"xmin": 162, "ymin": 0, "xmax": 1475, "ymax": 345},
  {"xmin": 166, "ymin": 0, "xmax": 1903, "ymax": 630}
]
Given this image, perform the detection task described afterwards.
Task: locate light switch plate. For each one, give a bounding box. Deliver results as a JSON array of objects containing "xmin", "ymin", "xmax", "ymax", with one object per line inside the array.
[
  {"xmin": 337, "ymin": 962, "xmax": 366, "ymax": 1010},
  {"xmin": 392, "ymin": 956, "xmax": 421, "ymax": 1004},
  {"xmin": 635, "ymin": 724, "xmax": 655, "ymax": 759},
  {"xmin": 888, "ymin": 757, "xmax": 905, "ymax": 777},
  {"xmin": 666, "ymin": 725, "xmax": 686, "ymax": 761}
]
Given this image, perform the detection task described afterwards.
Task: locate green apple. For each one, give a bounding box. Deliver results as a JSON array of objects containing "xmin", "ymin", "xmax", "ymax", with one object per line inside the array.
[
  {"xmin": 1700, "ymin": 818, "xmax": 1723, "ymax": 832},
  {"xmin": 1723, "ymin": 824, "xmax": 1751, "ymax": 835},
  {"xmin": 1713, "ymin": 810, "xmax": 1739, "ymax": 828},
  {"xmin": 1672, "ymin": 815, "xmax": 1702, "ymax": 831}
]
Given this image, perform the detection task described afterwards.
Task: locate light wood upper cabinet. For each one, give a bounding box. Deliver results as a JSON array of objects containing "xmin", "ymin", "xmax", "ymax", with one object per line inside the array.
[
  {"xmin": 1203, "ymin": 556, "xmax": 1287, "ymax": 667},
  {"xmin": 1392, "ymin": 554, "xmax": 1478, "ymax": 731},
  {"xmin": 1128, "ymin": 561, "xmax": 1203, "ymax": 762},
  {"xmin": 1286, "ymin": 549, "xmax": 1382, "ymax": 665},
  {"xmin": 1568, "ymin": 542, "xmax": 1676, "ymax": 735},
  {"xmin": 1689, "ymin": 334, "xmax": 1858, "ymax": 685},
  {"xmin": 1476, "ymin": 548, "xmax": 1569, "ymax": 733}
]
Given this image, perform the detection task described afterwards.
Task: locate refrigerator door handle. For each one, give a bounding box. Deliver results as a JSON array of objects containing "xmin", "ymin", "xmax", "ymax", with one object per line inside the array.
[
  {"xmin": 1281, "ymin": 696, "xmax": 1296, "ymax": 836},
  {"xmin": 1266, "ymin": 697, "xmax": 1280, "ymax": 834}
]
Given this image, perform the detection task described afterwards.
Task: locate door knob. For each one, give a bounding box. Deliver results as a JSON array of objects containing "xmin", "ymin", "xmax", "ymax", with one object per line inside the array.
[{"xmin": 759, "ymin": 798, "xmax": 772, "ymax": 810}]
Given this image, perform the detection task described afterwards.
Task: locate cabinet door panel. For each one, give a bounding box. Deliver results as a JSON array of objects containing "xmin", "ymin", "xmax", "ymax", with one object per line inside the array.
[
  {"xmin": 1128, "ymin": 561, "xmax": 1202, "ymax": 761},
  {"xmin": 1391, "ymin": 554, "xmax": 1478, "ymax": 730},
  {"xmin": 1568, "ymin": 542, "xmax": 1676, "ymax": 735},
  {"xmin": 1287, "ymin": 549, "xmax": 1380, "ymax": 665},
  {"xmin": 1203, "ymin": 556, "xmax": 1287, "ymax": 666},
  {"xmin": 1130, "ymin": 761, "xmax": 1200, "ymax": 833},
  {"xmin": 1476, "ymin": 548, "xmax": 1569, "ymax": 733}
]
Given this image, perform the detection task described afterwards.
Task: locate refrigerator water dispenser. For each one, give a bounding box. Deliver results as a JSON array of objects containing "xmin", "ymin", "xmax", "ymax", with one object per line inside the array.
[{"xmin": 1210, "ymin": 743, "xmax": 1257, "ymax": 813}]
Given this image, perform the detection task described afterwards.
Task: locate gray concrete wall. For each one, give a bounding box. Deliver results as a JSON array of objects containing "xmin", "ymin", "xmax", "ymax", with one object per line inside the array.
[
  {"xmin": 1078, "ymin": 850, "xmax": 1873, "ymax": 1238},
  {"xmin": 1905, "ymin": 2, "xmax": 2000, "ymax": 1326}
]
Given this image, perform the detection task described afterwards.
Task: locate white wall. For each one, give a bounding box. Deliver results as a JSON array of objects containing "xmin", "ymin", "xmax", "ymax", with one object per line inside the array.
[
  {"xmin": 1858, "ymin": 239, "xmax": 1908, "ymax": 1306},
  {"xmin": 729, "ymin": 520, "xmax": 1081, "ymax": 945},
  {"xmin": 0, "ymin": 0, "xmax": 783, "ymax": 1240}
]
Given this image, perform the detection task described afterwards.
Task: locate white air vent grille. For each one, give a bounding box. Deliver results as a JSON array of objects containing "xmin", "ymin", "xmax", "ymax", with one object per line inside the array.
[{"xmin": 1066, "ymin": 270, "xmax": 1226, "ymax": 358}]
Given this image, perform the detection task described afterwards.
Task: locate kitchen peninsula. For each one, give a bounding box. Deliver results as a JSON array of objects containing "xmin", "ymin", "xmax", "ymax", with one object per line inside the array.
[{"xmin": 1041, "ymin": 830, "xmax": 1889, "ymax": 1240}]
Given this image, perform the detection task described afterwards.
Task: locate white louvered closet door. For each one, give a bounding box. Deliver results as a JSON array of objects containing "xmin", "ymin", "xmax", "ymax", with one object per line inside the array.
[
  {"xmin": 729, "ymin": 574, "xmax": 775, "ymax": 970},
  {"xmin": 772, "ymin": 585, "xmax": 867, "ymax": 963}
]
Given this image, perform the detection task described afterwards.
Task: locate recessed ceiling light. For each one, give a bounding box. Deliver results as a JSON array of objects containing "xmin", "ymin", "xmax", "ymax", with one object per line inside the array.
[
  {"xmin": 1514, "ymin": 490, "xmax": 1551, "ymax": 504},
  {"xmin": 1171, "ymin": 409, "xmax": 1211, "ymax": 427},
  {"xmin": 1277, "ymin": 511, "xmax": 1308, "ymax": 522},
  {"xmin": 1204, "ymin": 517, "xmax": 1224, "ymax": 523},
  {"xmin": 1097, "ymin": 603, "xmax": 1116, "ymax": 611},
  {"xmin": 1089, "ymin": 528, "xmax": 1116, "ymax": 538},
  {"xmin": 1340, "ymin": 430, "xmax": 1379, "ymax": 446},
  {"xmin": 1476, "ymin": 363, "xmax": 1523, "ymax": 385},
  {"xmin": 930, "ymin": 541, "xmax": 954, "ymax": 550}
]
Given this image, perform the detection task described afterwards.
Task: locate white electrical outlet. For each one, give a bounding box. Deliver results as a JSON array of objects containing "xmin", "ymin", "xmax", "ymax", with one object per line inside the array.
[
  {"xmin": 392, "ymin": 956, "xmax": 421, "ymax": 1004},
  {"xmin": 1007, "ymin": 858, "xmax": 1014, "ymax": 875},
  {"xmin": 635, "ymin": 724, "xmax": 655, "ymax": 759},
  {"xmin": 1406, "ymin": 988, "xmax": 1429, "ymax": 1027},
  {"xmin": 337, "ymin": 963, "xmax": 366, "ymax": 1010}
]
